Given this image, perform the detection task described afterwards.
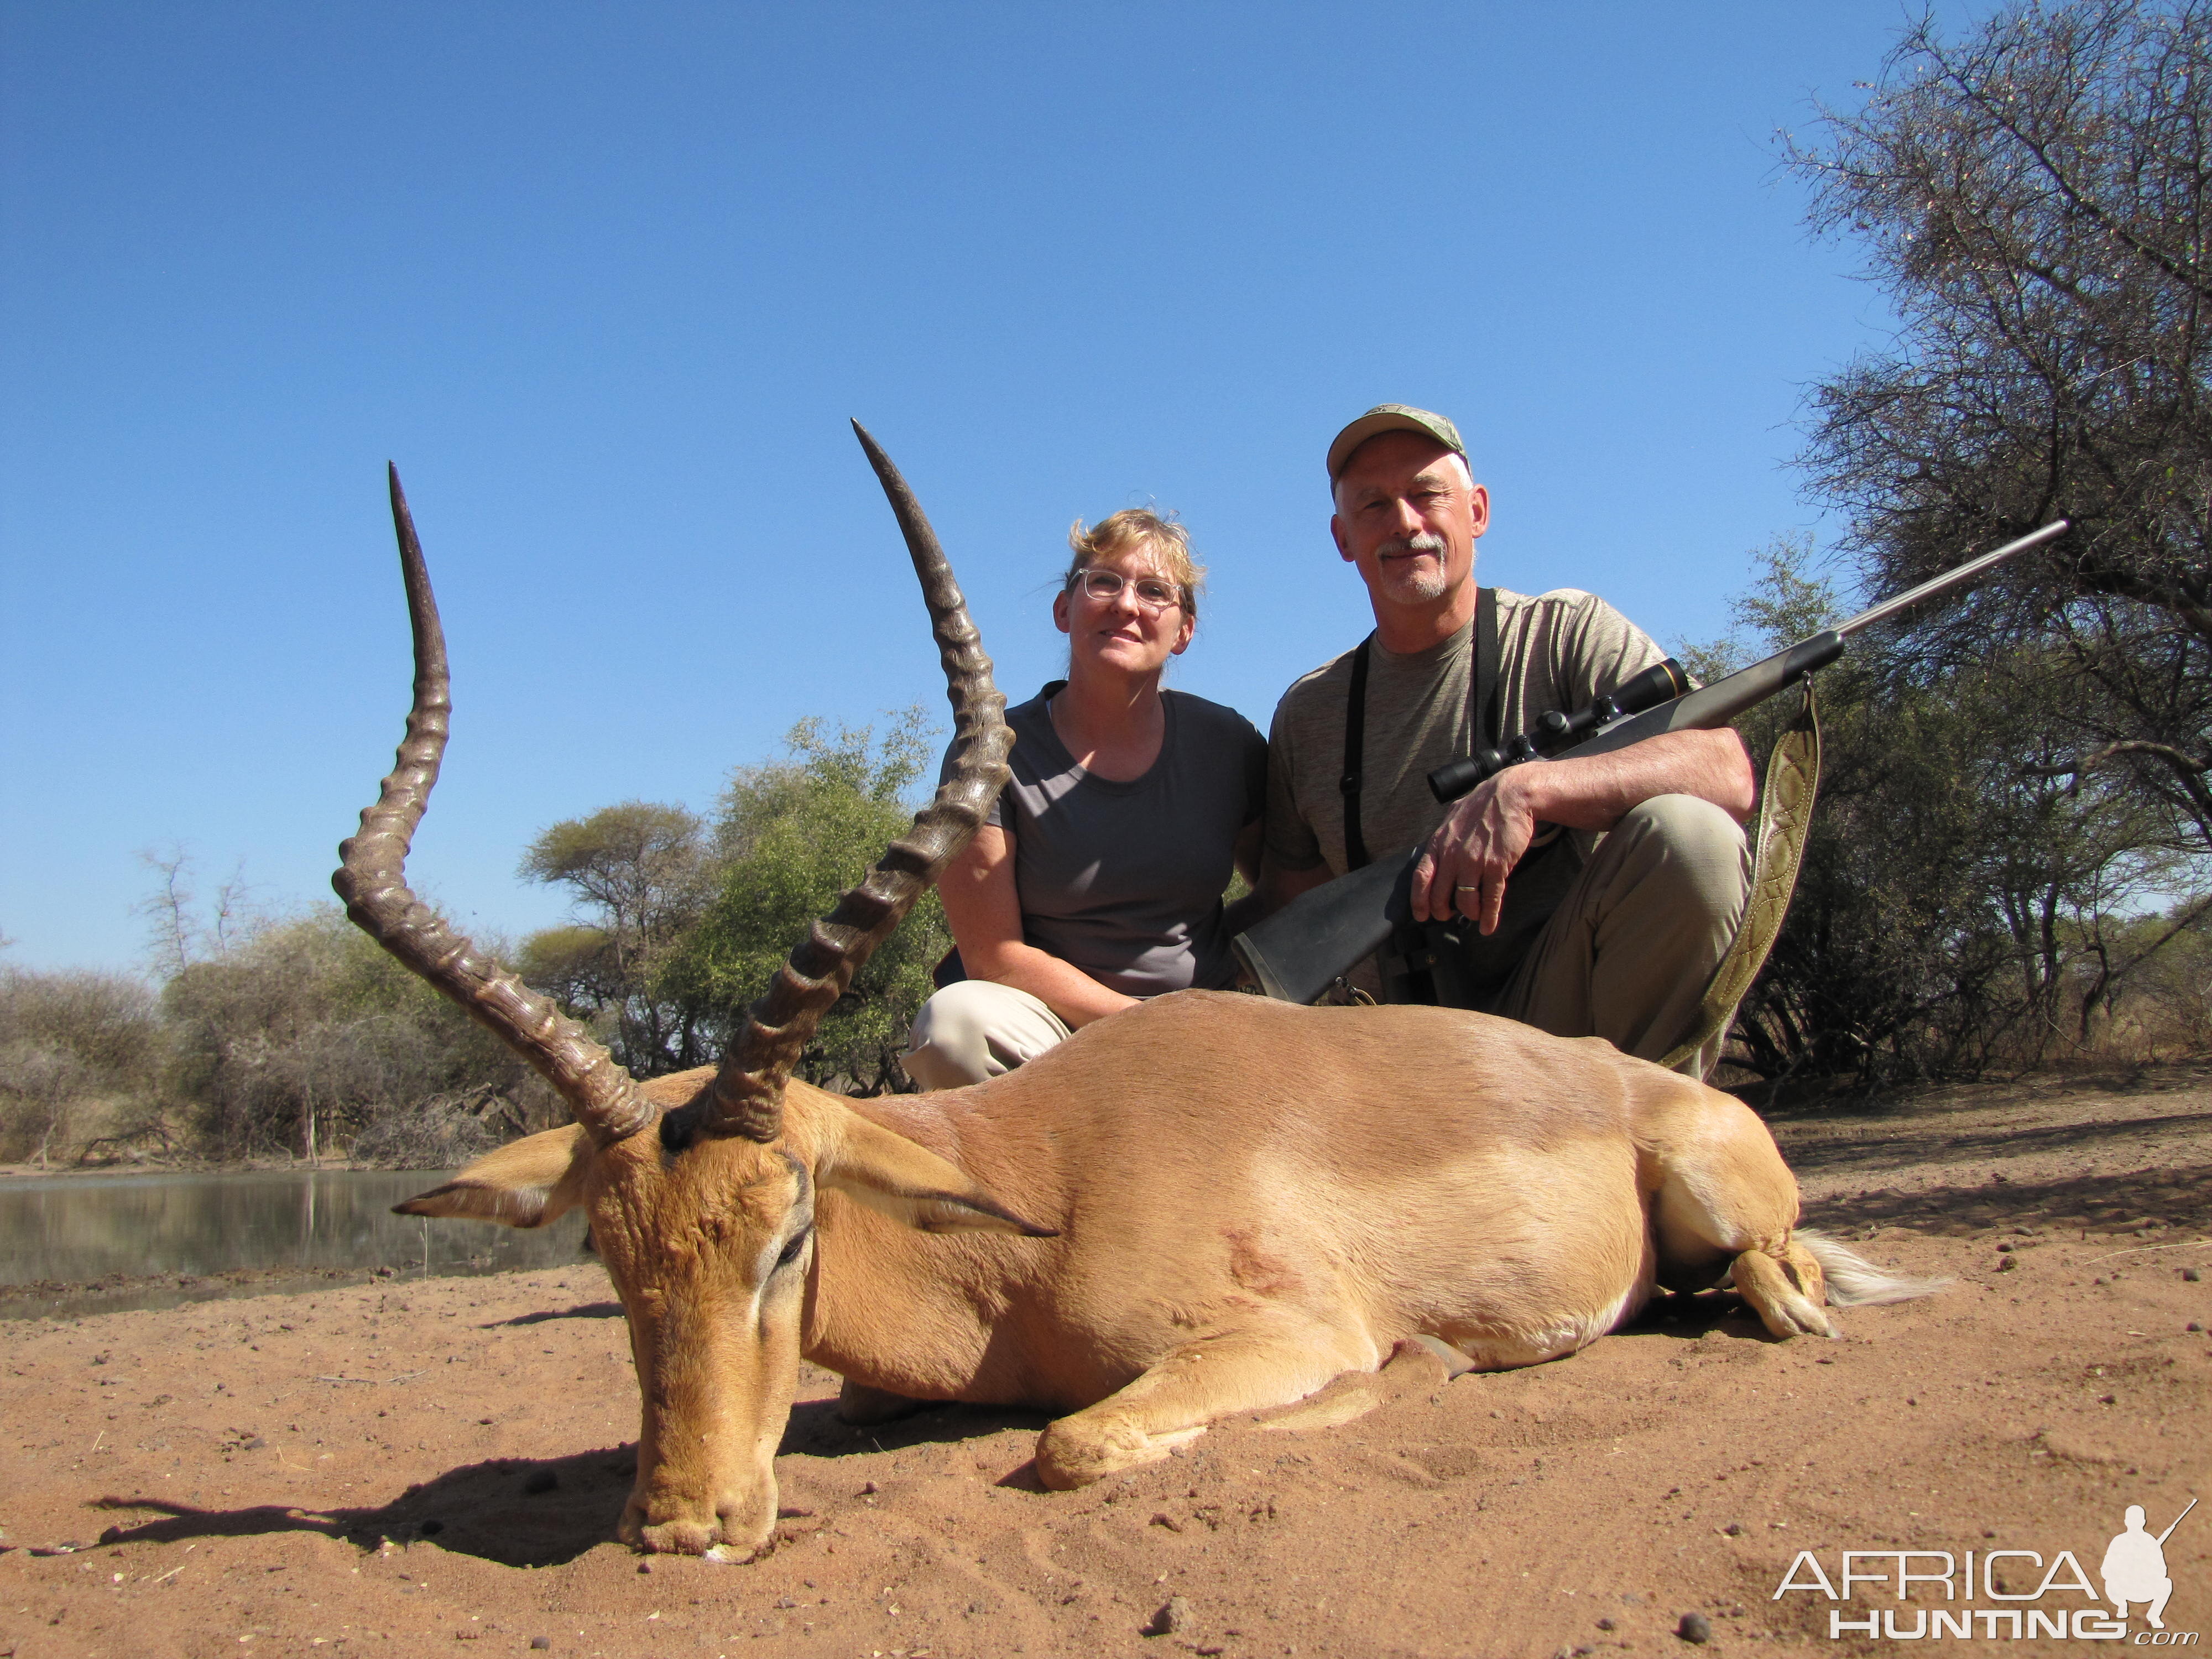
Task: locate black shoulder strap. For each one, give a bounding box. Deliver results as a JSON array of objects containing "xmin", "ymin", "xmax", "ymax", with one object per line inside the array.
[
  {"xmin": 1341, "ymin": 594, "xmax": 1495, "ymax": 874},
  {"xmin": 1339, "ymin": 636, "xmax": 1373, "ymax": 871},
  {"xmin": 1474, "ymin": 585, "xmax": 1501, "ymax": 749}
]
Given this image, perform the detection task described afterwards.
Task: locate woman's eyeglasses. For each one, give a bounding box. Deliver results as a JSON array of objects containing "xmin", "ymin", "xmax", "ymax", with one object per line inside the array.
[{"xmin": 1067, "ymin": 569, "xmax": 1185, "ymax": 612}]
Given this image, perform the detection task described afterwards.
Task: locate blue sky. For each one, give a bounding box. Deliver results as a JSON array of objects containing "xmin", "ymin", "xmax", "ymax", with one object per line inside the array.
[{"xmin": 1, "ymin": 3, "xmax": 1981, "ymax": 974}]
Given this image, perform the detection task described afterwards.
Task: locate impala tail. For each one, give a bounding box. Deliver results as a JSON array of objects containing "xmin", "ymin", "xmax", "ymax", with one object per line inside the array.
[{"xmin": 1795, "ymin": 1229, "xmax": 1952, "ymax": 1306}]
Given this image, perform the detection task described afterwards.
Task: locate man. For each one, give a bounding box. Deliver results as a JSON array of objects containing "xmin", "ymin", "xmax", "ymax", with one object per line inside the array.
[
  {"xmin": 2101, "ymin": 1504, "xmax": 2180, "ymax": 1631},
  {"xmin": 1257, "ymin": 405, "xmax": 1757, "ymax": 1076}
]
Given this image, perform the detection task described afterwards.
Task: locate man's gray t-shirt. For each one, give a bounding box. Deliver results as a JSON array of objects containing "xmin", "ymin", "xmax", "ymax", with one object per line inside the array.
[
  {"xmin": 943, "ymin": 685, "xmax": 1267, "ymax": 997},
  {"xmin": 1265, "ymin": 587, "xmax": 1668, "ymax": 879}
]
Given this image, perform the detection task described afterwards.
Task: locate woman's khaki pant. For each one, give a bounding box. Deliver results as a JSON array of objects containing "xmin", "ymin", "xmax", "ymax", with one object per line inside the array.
[{"xmin": 904, "ymin": 980, "xmax": 1075, "ymax": 1091}]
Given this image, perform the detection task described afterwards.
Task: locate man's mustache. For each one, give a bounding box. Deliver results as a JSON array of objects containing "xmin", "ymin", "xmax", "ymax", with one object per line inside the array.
[{"xmin": 1376, "ymin": 532, "xmax": 1449, "ymax": 559}]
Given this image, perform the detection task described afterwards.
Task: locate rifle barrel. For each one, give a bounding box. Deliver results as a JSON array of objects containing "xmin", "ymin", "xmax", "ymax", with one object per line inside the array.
[
  {"xmin": 1837, "ymin": 520, "xmax": 2068, "ymax": 638},
  {"xmin": 2155, "ymin": 1496, "xmax": 2197, "ymax": 1546}
]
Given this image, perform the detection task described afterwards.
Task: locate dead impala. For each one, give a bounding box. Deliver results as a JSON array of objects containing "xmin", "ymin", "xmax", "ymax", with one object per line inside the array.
[{"xmin": 339, "ymin": 426, "xmax": 1931, "ymax": 1561}]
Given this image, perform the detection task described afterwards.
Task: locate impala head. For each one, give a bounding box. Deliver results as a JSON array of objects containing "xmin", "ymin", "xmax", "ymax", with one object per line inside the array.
[{"xmin": 336, "ymin": 426, "xmax": 1037, "ymax": 1559}]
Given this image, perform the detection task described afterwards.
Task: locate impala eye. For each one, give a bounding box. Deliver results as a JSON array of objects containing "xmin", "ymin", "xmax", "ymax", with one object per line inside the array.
[{"xmin": 775, "ymin": 1226, "xmax": 812, "ymax": 1269}]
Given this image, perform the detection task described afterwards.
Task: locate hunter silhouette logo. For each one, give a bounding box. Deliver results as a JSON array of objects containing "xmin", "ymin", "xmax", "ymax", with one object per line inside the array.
[
  {"xmin": 2106, "ymin": 1500, "xmax": 2195, "ymax": 1632},
  {"xmin": 1772, "ymin": 1495, "xmax": 2199, "ymax": 1641}
]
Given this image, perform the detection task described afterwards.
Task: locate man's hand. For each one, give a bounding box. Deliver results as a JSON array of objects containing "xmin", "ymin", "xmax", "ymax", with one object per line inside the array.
[
  {"xmin": 1407, "ymin": 727, "xmax": 1756, "ymax": 932},
  {"xmin": 1409, "ymin": 768, "xmax": 1540, "ymax": 931}
]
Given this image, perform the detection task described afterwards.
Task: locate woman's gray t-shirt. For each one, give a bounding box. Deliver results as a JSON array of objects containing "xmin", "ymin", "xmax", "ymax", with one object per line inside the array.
[{"xmin": 941, "ymin": 685, "xmax": 1267, "ymax": 997}]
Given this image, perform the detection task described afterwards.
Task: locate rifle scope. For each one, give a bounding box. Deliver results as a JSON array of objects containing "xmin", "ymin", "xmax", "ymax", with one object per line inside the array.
[{"xmin": 1426, "ymin": 657, "xmax": 1692, "ymax": 805}]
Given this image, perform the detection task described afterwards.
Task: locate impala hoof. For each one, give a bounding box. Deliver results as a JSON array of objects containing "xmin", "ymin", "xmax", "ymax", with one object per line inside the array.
[
  {"xmin": 623, "ymin": 1505, "xmax": 773, "ymax": 1562},
  {"xmin": 1731, "ymin": 1245, "xmax": 1836, "ymax": 1340},
  {"xmin": 1036, "ymin": 1418, "xmax": 1204, "ymax": 1489}
]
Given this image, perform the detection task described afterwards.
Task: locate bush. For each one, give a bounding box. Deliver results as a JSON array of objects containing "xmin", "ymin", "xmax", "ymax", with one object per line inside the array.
[
  {"xmin": 660, "ymin": 713, "xmax": 949, "ymax": 1095},
  {"xmin": 161, "ymin": 910, "xmax": 561, "ymax": 1164},
  {"xmin": 0, "ymin": 968, "xmax": 168, "ymax": 1165}
]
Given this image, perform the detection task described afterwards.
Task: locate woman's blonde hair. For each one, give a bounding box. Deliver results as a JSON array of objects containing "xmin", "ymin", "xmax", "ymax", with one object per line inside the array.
[{"xmin": 1063, "ymin": 508, "xmax": 1204, "ymax": 621}]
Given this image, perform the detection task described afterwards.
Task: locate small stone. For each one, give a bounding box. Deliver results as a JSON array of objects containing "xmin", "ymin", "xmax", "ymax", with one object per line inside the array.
[
  {"xmin": 1597, "ymin": 1618, "xmax": 1618, "ymax": 1631},
  {"xmin": 1722, "ymin": 1523, "xmax": 1744, "ymax": 1536},
  {"xmin": 637, "ymin": 1562, "xmax": 651, "ymax": 1575},
  {"xmin": 2188, "ymin": 1322, "xmax": 2204, "ymax": 1333},
  {"xmin": 1145, "ymin": 1595, "xmax": 1193, "ymax": 1636},
  {"xmin": 529, "ymin": 1642, "xmax": 551, "ymax": 1653},
  {"xmin": 244, "ymin": 1438, "xmax": 267, "ymax": 1451},
  {"xmin": 2099, "ymin": 1393, "xmax": 2117, "ymax": 1405},
  {"xmin": 775, "ymin": 1597, "xmax": 797, "ymax": 1609},
  {"xmin": 1677, "ymin": 1612, "xmax": 1712, "ymax": 1645},
  {"xmin": 859, "ymin": 1481, "xmax": 879, "ymax": 1496},
  {"xmin": 2184, "ymin": 1269, "xmax": 2201, "ymax": 1283},
  {"xmin": 1997, "ymin": 1257, "xmax": 2017, "ymax": 1271},
  {"xmin": 1149, "ymin": 1512, "xmax": 1184, "ymax": 1533}
]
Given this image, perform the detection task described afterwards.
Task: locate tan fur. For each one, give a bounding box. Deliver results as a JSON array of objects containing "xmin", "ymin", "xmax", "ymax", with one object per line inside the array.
[{"xmin": 409, "ymin": 989, "xmax": 1891, "ymax": 1558}]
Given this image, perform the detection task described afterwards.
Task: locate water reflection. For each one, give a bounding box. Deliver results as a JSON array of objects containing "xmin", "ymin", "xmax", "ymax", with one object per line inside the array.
[{"xmin": 0, "ymin": 1167, "xmax": 588, "ymax": 1290}]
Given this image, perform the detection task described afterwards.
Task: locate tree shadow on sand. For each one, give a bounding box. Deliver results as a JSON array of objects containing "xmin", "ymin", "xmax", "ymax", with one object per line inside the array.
[
  {"xmin": 1798, "ymin": 1162, "xmax": 2212, "ymax": 1238},
  {"xmin": 1781, "ymin": 1109, "xmax": 2212, "ymax": 1183}
]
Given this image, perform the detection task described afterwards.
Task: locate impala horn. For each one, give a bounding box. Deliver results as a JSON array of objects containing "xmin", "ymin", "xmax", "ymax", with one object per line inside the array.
[
  {"xmin": 334, "ymin": 465, "xmax": 660, "ymax": 1147},
  {"xmin": 697, "ymin": 422, "xmax": 1013, "ymax": 1141}
]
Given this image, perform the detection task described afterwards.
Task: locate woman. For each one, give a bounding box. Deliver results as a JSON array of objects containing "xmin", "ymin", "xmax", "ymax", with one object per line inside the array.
[{"xmin": 903, "ymin": 508, "xmax": 1266, "ymax": 1089}]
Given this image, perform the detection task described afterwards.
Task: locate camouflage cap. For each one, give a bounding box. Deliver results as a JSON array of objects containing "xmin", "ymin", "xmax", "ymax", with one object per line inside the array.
[{"xmin": 1326, "ymin": 404, "xmax": 1466, "ymax": 484}]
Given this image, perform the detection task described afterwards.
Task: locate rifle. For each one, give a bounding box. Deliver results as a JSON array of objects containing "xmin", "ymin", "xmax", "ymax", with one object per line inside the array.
[{"xmin": 1231, "ymin": 520, "xmax": 2071, "ymax": 1007}]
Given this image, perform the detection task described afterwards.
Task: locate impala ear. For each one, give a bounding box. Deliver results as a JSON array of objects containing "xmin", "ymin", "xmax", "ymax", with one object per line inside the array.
[
  {"xmin": 393, "ymin": 1124, "xmax": 594, "ymax": 1229},
  {"xmin": 816, "ymin": 1109, "xmax": 1056, "ymax": 1237}
]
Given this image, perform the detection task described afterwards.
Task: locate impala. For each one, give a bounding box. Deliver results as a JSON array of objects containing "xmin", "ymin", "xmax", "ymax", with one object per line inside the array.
[{"xmin": 340, "ymin": 426, "xmax": 1928, "ymax": 1561}]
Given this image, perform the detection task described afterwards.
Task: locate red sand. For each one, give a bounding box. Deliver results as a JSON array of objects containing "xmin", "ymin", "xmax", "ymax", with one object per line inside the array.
[{"xmin": 3, "ymin": 1067, "xmax": 2208, "ymax": 1658}]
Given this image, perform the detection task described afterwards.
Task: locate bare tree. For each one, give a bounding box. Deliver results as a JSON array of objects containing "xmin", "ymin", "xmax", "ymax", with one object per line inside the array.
[
  {"xmin": 1788, "ymin": 0, "xmax": 2212, "ymax": 869},
  {"xmin": 135, "ymin": 846, "xmax": 199, "ymax": 979}
]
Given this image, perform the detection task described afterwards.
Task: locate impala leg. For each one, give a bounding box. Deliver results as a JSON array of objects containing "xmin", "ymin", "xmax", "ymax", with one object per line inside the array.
[
  {"xmin": 1729, "ymin": 1240, "xmax": 1833, "ymax": 1339},
  {"xmin": 1034, "ymin": 1323, "xmax": 1368, "ymax": 1490},
  {"xmin": 836, "ymin": 1379, "xmax": 932, "ymax": 1426},
  {"xmin": 1643, "ymin": 1084, "xmax": 1834, "ymax": 1339}
]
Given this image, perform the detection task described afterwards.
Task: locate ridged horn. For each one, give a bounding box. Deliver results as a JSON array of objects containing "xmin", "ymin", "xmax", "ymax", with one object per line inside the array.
[
  {"xmin": 333, "ymin": 465, "xmax": 659, "ymax": 1148},
  {"xmin": 700, "ymin": 422, "xmax": 1013, "ymax": 1140}
]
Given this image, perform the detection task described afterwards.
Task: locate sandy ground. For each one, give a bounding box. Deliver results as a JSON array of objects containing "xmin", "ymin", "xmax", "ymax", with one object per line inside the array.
[{"xmin": 3, "ymin": 1065, "xmax": 2208, "ymax": 1659}]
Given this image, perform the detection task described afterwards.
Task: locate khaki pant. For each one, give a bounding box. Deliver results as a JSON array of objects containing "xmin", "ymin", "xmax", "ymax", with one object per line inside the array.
[
  {"xmin": 1491, "ymin": 794, "xmax": 1750, "ymax": 1077},
  {"xmin": 904, "ymin": 980, "xmax": 1076, "ymax": 1091}
]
